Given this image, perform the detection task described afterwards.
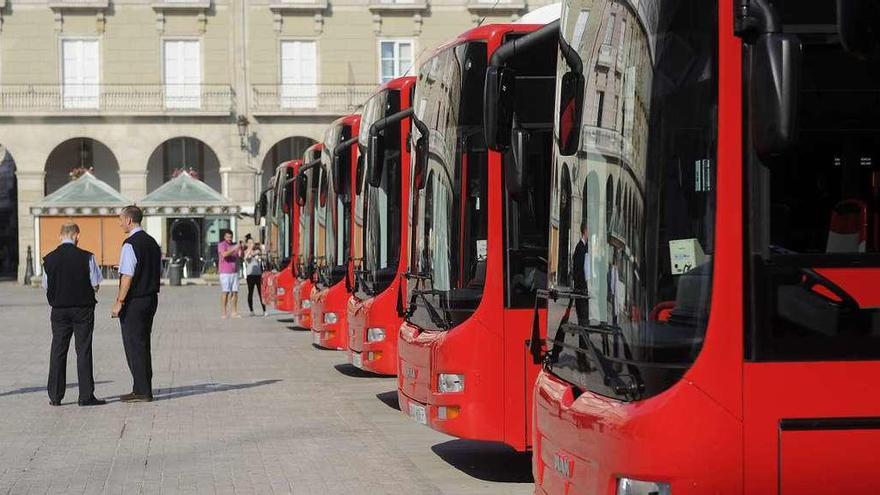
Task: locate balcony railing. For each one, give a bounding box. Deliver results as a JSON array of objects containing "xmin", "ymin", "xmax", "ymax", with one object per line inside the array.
[
  {"xmin": 0, "ymin": 84, "xmax": 234, "ymax": 115},
  {"xmin": 251, "ymin": 84, "xmax": 376, "ymax": 115}
]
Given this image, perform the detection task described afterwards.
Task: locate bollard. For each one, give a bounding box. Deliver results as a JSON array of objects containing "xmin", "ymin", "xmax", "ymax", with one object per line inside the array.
[{"xmin": 24, "ymin": 245, "xmax": 34, "ymax": 286}]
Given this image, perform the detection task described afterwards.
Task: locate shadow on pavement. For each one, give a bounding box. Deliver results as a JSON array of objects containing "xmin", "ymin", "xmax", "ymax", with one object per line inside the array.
[
  {"xmin": 276, "ymin": 318, "xmax": 296, "ymax": 323},
  {"xmin": 376, "ymin": 390, "xmax": 400, "ymax": 411},
  {"xmin": 311, "ymin": 344, "xmax": 338, "ymax": 351},
  {"xmin": 0, "ymin": 381, "xmax": 113, "ymax": 398},
  {"xmin": 287, "ymin": 326, "xmax": 309, "ymax": 332},
  {"xmin": 106, "ymin": 379, "xmax": 281, "ymax": 402},
  {"xmin": 431, "ymin": 439, "xmax": 534, "ymax": 483},
  {"xmin": 334, "ymin": 363, "xmax": 393, "ymax": 379}
]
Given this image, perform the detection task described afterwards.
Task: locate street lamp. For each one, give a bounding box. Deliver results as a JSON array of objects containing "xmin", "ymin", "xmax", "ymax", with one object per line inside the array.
[{"xmin": 236, "ymin": 115, "xmax": 250, "ymax": 151}]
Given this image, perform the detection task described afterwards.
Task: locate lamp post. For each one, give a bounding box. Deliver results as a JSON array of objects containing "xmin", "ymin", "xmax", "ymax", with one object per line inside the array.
[{"xmin": 236, "ymin": 115, "xmax": 250, "ymax": 151}]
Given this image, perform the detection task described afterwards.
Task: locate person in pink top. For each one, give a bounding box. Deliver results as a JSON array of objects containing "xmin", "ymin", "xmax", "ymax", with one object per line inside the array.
[{"xmin": 217, "ymin": 229, "xmax": 243, "ymax": 319}]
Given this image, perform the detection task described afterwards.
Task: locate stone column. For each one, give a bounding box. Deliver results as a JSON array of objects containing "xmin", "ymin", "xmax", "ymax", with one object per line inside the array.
[
  {"xmin": 15, "ymin": 169, "xmax": 45, "ymax": 283},
  {"xmin": 119, "ymin": 169, "xmax": 147, "ymax": 202}
]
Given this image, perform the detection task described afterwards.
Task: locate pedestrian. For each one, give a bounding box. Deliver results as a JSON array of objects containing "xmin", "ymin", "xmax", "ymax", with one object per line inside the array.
[
  {"xmin": 111, "ymin": 205, "xmax": 162, "ymax": 403},
  {"xmin": 244, "ymin": 238, "xmax": 266, "ymax": 316},
  {"xmin": 218, "ymin": 229, "xmax": 243, "ymax": 319},
  {"xmin": 42, "ymin": 222, "xmax": 106, "ymax": 407}
]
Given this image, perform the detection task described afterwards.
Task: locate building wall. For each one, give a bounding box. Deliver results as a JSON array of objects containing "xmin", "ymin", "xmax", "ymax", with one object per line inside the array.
[{"xmin": 0, "ymin": 0, "xmax": 555, "ymax": 281}]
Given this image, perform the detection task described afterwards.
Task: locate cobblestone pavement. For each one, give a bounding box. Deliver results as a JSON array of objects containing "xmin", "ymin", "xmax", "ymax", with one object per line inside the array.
[{"xmin": 0, "ymin": 284, "xmax": 533, "ymax": 495}]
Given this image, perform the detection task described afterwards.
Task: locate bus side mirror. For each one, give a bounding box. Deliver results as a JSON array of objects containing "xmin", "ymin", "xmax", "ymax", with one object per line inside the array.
[
  {"xmin": 368, "ymin": 134, "xmax": 384, "ymax": 188},
  {"xmin": 413, "ymin": 135, "xmax": 429, "ymax": 190},
  {"xmin": 749, "ymin": 33, "xmax": 802, "ymax": 159},
  {"xmin": 332, "ymin": 153, "xmax": 345, "ymax": 195},
  {"xmin": 296, "ymin": 176, "xmax": 307, "ymax": 207},
  {"xmin": 558, "ymin": 71, "xmax": 585, "ymax": 156},
  {"xmin": 508, "ymin": 128, "xmax": 529, "ymax": 194},
  {"xmin": 356, "ymin": 154, "xmax": 365, "ymax": 195},
  {"xmin": 484, "ymin": 66, "xmax": 516, "ymax": 151},
  {"xmin": 838, "ymin": 0, "xmax": 880, "ymax": 59}
]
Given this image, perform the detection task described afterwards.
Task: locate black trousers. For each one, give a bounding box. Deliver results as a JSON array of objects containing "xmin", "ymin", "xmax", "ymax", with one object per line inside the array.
[
  {"xmin": 119, "ymin": 295, "xmax": 158, "ymax": 396},
  {"xmin": 246, "ymin": 275, "xmax": 265, "ymax": 312},
  {"xmin": 48, "ymin": 306, "xmax": 96, "ymax": 402}
]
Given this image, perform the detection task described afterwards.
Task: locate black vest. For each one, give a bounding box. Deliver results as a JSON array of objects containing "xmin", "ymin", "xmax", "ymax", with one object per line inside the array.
[
  {"xmin": 124, "ymin": 230, "xmax": 162, "ymax": 298},
  {"xmin": 43, "ymin": 243, "xmax": 97, "ymax": 308}
]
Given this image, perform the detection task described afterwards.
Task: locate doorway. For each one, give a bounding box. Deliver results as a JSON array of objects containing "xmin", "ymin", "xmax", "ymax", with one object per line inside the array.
[
  {"xmin": 169, "ymin": 218, "xmax": 202, "ymax": 278},
  {"xmin": 0, "ymin": 149, "xmax": 17, "ymax": 280}
]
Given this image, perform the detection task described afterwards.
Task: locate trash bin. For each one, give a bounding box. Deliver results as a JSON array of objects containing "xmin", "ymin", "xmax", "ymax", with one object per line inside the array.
[{"xmin": 169, "ymin": 262, "xmax": 183, "ymax": 286}]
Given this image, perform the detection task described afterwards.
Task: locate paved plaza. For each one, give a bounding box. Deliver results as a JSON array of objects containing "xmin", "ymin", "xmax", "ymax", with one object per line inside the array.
[{"xmin": 0, "ymin": 283, "xmax": 533, "ymax": 495}]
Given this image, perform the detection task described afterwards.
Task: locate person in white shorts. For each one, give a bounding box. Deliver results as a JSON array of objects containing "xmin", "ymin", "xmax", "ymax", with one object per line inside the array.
[{"xmin": 217, "ymin": 229, "xmax": 243, "ymax": 318}]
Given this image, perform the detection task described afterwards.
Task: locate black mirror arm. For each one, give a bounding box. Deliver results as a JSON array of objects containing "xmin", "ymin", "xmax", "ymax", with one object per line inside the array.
[
  {"xmin": 735, "ymin": 0, "xmax": 782, "ymax": 38},
  {"xmin": 332, "ymin": 137, "xmax": 360, "ymax": 159},
  {"xmin": 489, "ymin": 19, "xmax": 560, "ymax": 67},
  {"xmin": 411, "ymin": 113, "xmax": 429, "ymax": 139},
  {"xmin": 369, "ymin": 107, "xmax": 414, "ymax": 138}
]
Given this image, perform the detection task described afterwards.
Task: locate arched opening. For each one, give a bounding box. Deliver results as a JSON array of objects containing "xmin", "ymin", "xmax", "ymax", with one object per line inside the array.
[
  {"xmin": 169, "ymin": 218, "xmax": 202, "ymax": 278},
  {"xmin": 146, "ymin": 137, "xmax": 221, "ymax": 193},
  {"xmin": 44, "ymin": 138, "xmax": 119, "ymax": 195},
  {"xmin": 261, "ymin": 136, "xmax": 317, "ymax": 189},
  {"xmin": 605, "ymin": 175, "xmax": 614, "ymax": 233},
  {"xmin": 0, "ymin": 146, "xmax": 18, "ymax": 280},
  {"xmin": 558, "ymin": 165, "xmax": 572, "ymax": 286}
]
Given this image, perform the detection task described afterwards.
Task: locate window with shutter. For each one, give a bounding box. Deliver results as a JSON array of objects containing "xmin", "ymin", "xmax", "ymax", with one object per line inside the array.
[
  {"xmin": 62, "ymin": 40, "xmax": 100, "ymax": 109},
  {"xmin": 280, "ymin": 40, "xmax": 317, "ymax": 109}
]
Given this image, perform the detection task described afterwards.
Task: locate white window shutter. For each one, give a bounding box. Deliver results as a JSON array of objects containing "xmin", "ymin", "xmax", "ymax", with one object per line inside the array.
[{"xmin": 281, "ymin": 40, "xmax": 317, "ymax": 109}]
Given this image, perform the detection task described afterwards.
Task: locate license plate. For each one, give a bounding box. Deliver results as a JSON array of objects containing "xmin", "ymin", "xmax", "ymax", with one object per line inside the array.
[
  {"xmin": 352, "ymin": 352, "xmax": 363, "ymax": 369},
  {"xmin": 409, "ymin": 403, "xmax": 427, "ymax": 425},
  {"xmin": 313, "ymin": 332, "xmax": 321, "ymax": 345}
]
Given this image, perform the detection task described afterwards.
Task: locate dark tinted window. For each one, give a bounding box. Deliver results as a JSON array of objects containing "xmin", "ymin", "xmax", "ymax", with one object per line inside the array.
[{"xmin": 746, "ymin": 1, "xmax": 880, "ymax": 361}]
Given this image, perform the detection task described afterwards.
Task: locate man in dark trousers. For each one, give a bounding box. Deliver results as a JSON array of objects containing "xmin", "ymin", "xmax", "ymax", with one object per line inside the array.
[
  {"xmin": 42, "ymin": 222, "xmax": 106, "ymax": 406},
  {"xmin": 572, "ymin": 221, "xmax": 591, "ymax": 323},
  {"xmin": 111, "ymin": 205, "xmax": 161, "ymax": 402}
]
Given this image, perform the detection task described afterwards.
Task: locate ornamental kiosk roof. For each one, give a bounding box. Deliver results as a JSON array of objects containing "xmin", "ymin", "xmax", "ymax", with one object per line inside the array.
[
  {"xmin": 139, "ymin": 171, "xmax": 240, "ymax": 216},
  {"xmin": 30, "ymin": 172, "xmax": 130, "ymax": 216}
]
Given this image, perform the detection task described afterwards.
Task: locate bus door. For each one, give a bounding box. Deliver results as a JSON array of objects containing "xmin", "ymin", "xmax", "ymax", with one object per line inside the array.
[{"xmin": 741, "ymin": 2, "xmax": 880, "ymax": 492}]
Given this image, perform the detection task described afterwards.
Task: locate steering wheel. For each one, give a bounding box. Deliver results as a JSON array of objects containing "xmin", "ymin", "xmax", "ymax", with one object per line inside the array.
[{"xmin": 801, "ymin": 268, "xmax": 860, "ymax": 311}]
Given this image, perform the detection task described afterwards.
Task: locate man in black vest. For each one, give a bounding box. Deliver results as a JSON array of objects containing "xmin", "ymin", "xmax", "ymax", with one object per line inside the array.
[
  {"xmin": 111, "ymin": 205, "xmax": 161, "ymax": 402},
  {"xmin": 572, "ymin": 221, "xmax": 591, "ymax": 323},
  {"xmin": 42, "ymin": 222, "xmax": 106, "ymax": 406}
]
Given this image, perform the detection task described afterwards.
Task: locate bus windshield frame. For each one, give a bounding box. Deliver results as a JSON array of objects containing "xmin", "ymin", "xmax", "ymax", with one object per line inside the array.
[
  {"xmin": 317, "ymin": 123, "xmax": 352, "ymax": 289},
  {"xmin": 357, "ymin": 88, "xmax": 403, "ymax": 298},
  {"xmin": 405, "ymin": 41, "xmax": 490, "ymax": 332},
  {"xmin": 544, "ymin": 0, "xmax": 719, "ymax": 402}
]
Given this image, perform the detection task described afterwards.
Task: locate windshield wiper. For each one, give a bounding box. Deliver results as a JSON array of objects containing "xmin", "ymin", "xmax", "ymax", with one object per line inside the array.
[{"xmin": 407, "ymin": 288, "xmax": 452, "ymax": 330}]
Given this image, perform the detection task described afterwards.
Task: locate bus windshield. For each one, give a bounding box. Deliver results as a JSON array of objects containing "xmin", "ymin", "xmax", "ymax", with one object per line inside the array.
[
  {"xmin": 357, "ymin": 88, "xmax": 403, "ymax": 298},
  {"xmin": 318, "ymin": 123, "xmax": 352, "ymax": 289},
  {"xmin": 546, "ymin": 0, "xmax": 718, "ymax": 401},
  {"xmin": 297, "ymin": 166, "xmax": 314, "ymax": 280},
  {"xmin": 406, "ymin": 41, "xmax": 489, "ymax": 331},
  {"xmin": 747, "ymin": 0, "xmax": 880, "ymax": 361}
]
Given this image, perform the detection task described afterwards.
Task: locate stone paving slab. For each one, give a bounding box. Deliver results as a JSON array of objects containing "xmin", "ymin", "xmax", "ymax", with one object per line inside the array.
[{"xmin": 0, "ymin": 284, "xmax": 533, "ymax": 495}]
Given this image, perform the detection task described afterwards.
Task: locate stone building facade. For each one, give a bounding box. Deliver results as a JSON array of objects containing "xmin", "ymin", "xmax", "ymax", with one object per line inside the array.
[{"xmin": 0, "ymin": 0, "xmax": 554, "ymax": 281}]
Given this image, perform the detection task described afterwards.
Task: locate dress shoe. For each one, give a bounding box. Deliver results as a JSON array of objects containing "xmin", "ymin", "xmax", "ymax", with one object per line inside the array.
[
  {"xmin": 49, "ymin": 400, "xmax": 61, "ymax": 406},
  {"xmin": 120, "ymin": 392, "xmax": 153, "ymax": 402},
  {"xmin": 78, "ymin": 397, "xmax": 107, "ymax": 406}
]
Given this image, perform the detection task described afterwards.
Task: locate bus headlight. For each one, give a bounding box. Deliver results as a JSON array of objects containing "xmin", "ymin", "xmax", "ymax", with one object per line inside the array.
[
  {"xmin": 438, "ymin": 374, "xmax": 465, "ymax": 393},
  {"xmin": 617, "ymin": 478, "xmax": 671, "ymax": 495},
  {"xmin": 277, "ymin": 287, "xmax": 286, "ymax": 296},
  {"xmin": 323, "ymin": 312, "xmax": 338, "ymax": 324},
  {"xmin": 367, "ymin": 327, "xmax": 386, "ymax": 342},
  {"xmin": 302, "ymin": 299, "xmax": 312, "ymax": 309}
]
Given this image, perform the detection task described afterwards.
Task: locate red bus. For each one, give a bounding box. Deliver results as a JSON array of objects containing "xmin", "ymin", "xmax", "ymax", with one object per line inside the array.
[
  {"xmin": 272, "ymin": 159, "xmax": 302, "ymax": 313},
  {"xmin": 258, "ymin": 162, "xmax": 296, "ymax": 310},
  {"xmin": 311, "ymin": 114, "xmax": 361, "ymax": 349},
  {"xmin": 396, "ymin": 22, "xmax": 559, "ymax": 451},
  {"xmin": 346, "ymin": 76, "xmax": 416, "ymax": 375},
  {"xmin": 292, "ymin": 143, "xmax": 324, "ymax": 329},
  {"xmin": 532, "ymin": 1, "xmax": 880, "ymax": 494}
]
